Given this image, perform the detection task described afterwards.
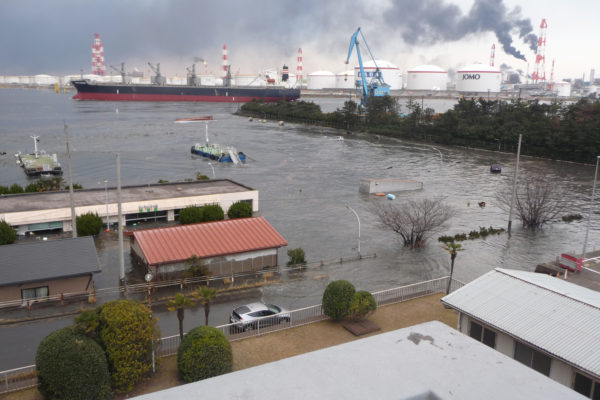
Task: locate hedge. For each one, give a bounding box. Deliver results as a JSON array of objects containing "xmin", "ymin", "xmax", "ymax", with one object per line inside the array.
[
  {"xmin": 36, "ymin": 327, "xmax": 111, "ymax": 400},
  {"xmin": 227, "ymin": 201, "xmax": 253, "ymax": 219},
  {"xmin": 76, "ymin": 212, "xmax": 103, "ymax": 236},
  {"xmin": 177, "ymin": 326, "xmax": 232, "ymax": 383}
]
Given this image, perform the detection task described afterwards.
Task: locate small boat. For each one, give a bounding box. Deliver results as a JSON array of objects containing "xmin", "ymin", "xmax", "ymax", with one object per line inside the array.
[
  {"xmin": 175, "ymin": 116, "xmax": 213, "ymax": 123},
  {"xmin": 15, "ymin": 136, "xmax": 63, "ymax": 176},
  {"xmin": 189, "ymin": 121, "xmax": 245, "ymax": 163},
  {"xmin": 490, "ymin": 164, "xmax": 501, "ymax": 173},
  {"xmin": 191, "ymin": 143, "xmax": 246, "ymax": 163}
]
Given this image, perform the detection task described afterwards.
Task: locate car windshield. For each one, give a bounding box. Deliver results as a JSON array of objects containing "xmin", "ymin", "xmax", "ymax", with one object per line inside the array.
[{"xmin": 266, "ymin": 304, "xmax": 281, "ymax": 313}]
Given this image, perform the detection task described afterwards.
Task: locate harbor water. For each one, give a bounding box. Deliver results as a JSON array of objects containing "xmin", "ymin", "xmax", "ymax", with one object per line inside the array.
[{"xmin": 0, "ymin": 88, "xmax": 597, "ymax": 368}]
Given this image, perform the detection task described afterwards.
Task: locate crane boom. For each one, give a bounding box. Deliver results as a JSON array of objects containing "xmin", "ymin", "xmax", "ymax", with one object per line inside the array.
[{"xmin": 345, "ymin": 27, "xmax": 390, "ymax": 106}]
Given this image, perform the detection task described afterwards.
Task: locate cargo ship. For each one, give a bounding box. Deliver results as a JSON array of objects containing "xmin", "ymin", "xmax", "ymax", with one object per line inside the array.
[{"xmin": 71, "ymin": 64, "xmax": 300, "ymax": 102}]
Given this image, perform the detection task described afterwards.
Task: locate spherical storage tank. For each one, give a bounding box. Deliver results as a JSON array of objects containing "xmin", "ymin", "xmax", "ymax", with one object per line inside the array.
[
  {"xmin": 456, "ymin": 64, "xmax": 501, "ymax": 93},
  {"xmin": 307, "ymin": 71, "xmax": 335, "ymax": 90},
  {"xmin": 354, "ymin": 60, "xmax": 402, "ymax": 90},
  {"xmin": 336, "ymin": 70, "xmax": 355, "ymax": 89},
  {"xmin": 406, "ymin": 65, "xmax": 447, "ymax": 91}
]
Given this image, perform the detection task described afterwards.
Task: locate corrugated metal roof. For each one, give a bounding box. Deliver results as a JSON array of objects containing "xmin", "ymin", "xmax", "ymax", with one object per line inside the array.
[
  {"xmin": 133, "ymin": 217, "xmax": 288, "ymax": 265},
  {"xmin": 442, "ymin": 268, "xmax": 600, "ymax": 378},
  {"xmin": 0, "ymin": 236, "xmax": 101, "ymax": 287}
]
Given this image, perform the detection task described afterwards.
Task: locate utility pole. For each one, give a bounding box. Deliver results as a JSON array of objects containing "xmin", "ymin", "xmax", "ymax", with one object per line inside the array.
[
  {"xmin": 64, "ymin": 123, "xmax": 77, "ymax": 237},
  {"xmin": 116, "ymin": 153, "xmax": 125, "ymax": 283},
  {"xmin": 507, "ymin": 134, "xmax": 522, "ymax": 236}
]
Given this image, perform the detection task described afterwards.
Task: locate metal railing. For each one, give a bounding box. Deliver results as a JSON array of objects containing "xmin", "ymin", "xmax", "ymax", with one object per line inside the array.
[{"xmin": 0, "ymin": 276, "xmax": 462, "ymax": 394}]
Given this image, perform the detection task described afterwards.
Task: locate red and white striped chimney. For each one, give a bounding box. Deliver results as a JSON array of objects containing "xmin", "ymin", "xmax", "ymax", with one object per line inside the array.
[
  {"xmin": 222, "ymin": 44, "xmax": 228, "ymax": 79},
  {"xmin": 92, "ymin": 33, "xmax": 105, "ymax": 76},
  {"xmin": 296, "ymin": 48, "xmax": 303, "ymax": 86}
]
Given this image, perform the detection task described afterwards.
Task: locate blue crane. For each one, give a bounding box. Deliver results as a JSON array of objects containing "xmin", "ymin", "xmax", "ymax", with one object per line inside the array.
[{"xmin": 345, "ymin": 27, "xmax": 390, "ymax": 106}]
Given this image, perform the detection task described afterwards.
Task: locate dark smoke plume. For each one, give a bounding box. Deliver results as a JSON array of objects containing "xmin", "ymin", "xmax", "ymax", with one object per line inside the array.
[{"xmin": 385, "ymin": 0, "xmax": 537, "ymax": 61}]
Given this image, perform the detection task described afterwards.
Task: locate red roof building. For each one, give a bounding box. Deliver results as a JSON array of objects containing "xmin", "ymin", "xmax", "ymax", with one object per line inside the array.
[{"xmin": 131, "ymin": 217, "xmax": 288, "ymax": 279}]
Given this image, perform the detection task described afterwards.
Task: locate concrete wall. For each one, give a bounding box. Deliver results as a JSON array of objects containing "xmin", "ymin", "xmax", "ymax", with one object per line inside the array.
[
  {"xmin": 359, "ymin": 179, "xmax": 423, "ymax": 194},
  {"xmin": 0, "ymin": 275, "xmax": 93, "ymax": 303}
]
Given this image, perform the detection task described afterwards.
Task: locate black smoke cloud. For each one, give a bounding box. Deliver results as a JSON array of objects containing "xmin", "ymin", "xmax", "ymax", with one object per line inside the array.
[{"xmin": 384, "ymin": 0, "xmax": 537, "ymax": 61}]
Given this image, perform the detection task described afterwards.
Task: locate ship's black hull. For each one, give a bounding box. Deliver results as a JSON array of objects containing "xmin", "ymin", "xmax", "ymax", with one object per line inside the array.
[{"xmin": 71, "ymin": 80, "xmax": 300, "ymax": 102}]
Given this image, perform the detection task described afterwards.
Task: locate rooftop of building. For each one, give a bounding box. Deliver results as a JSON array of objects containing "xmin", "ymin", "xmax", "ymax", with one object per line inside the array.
[
  {"xmin": 0, "ymin": 179, "xmax": 255, "ymax": 213},
  {"xmin": 0, "ymin": 236, "xmax": 100, "ymax": 287}
]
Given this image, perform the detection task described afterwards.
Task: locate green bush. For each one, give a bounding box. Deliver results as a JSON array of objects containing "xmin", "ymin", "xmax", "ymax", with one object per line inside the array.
[
  {"xmin": 0, "ymin": 185, "xmax": 8, "ymax": 195},
  {"xmin": 227, "ymin": 201, "xmax": 253, "ymax": 219},
  {"xmin": 177, "ymin": 326, "xmax": 232, "ymax": 383},
  {"xmin": 9, "ymin": 183, "xmax": 24, "ymax": 194},
  {"xmin": 97, "ymin": 300, "xmax": 160, "ymax": 393},
  {"xmin": 347, "ymin": 291, "xmax": 377, "ymax": 321},
  {"xmin": 36, "ymin": 327, "xmax": 111, "ymax": 400},
  {"xmin": 201, "ymin": 204, "xmax": 225, "ymax": 222},
  {"xmin": 179, "ymin": 206, "xmax": 204, "ymax": 224},
  {"xmin": 0, "ymin": 220, "xmax": 17, "ymax": 245},
  {"xmin": 322, "ymin": 280, "xmax": 356, "ymax": 321},
  {"xmin": 287, "ymin": 247, "xmax": 306, "ymax": 266},
  {"xmin": 76, "ymin": 212, "xmax": 103, "ymax": 236}
]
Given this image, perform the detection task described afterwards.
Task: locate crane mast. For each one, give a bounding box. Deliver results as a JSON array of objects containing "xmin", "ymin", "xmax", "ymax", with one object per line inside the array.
[
  {"xmin": 345, "ymin": 27, "xmax": 390, "ymax": 106},
  {"xmin": 148, "ymin": 62, "xmax": 166, "ymax": 85}
]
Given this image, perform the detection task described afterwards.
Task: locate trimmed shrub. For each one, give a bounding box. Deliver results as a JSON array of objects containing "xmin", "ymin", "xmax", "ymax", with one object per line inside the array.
[
  {"xmin": 347, "ymin": 291, "xmax": 377, "ymax": 321},
  {"xmin": 287, "ymin": 247, "xmax": 306, "ymax": 266},
  {"xmin": 0, "ymin": 185, "xmax": 8, "ymax": 195},
  {"xmin": 179, "ymin": 206, "xmax": 204, "ymax": 224},
  {"xmin": 322, "ymin": 280, "xmax": 356, "ymax": 321},
  {"xmin": 98, "ymin": 300, "xmax": 160, "ymax": 393},
  {"xmin": 76, "ymin": 212, "xmax": 103, "ymax": 236},
  {"xmin": 9, "ymin": 183, "xmax": 24, "ymax": 194},
  {"xmin": 227, "ymin": 201, "xmax": 253, "ymax": 219},
  {"xmin": 36, "ymin": 327, "xmax": 111, "ymax": 400},
  {"xmin": 201, "ymin": 204, "xmax": 225, "ymax": 222},
  {"xmin": 177, "ymin": 326, "xmax": 232, "ymax": 383},
  {"xmin": 0, "ymin": 220, "xmax": 17, "ymax": 245}
]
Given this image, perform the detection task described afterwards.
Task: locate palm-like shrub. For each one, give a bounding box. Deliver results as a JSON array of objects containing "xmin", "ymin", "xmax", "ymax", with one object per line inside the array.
[
  {"xmin": 36, "ymin": 327, "xmax": 111, "ymax": 400},
  {"xmin": 177, "ymin": 326, "xmax": 232, "ymax": 383},
  {"xmin": 76, "ymin": 212, "xmax": 103, "ymax": 236},
  {"xmin": 347, "ymin": 291, "xmax": 377, "ymax": 321},
  {"xmin": 322, "ymin": 280, "xmax": 356, "ymax": 321},
  {"xmin": 227, "ymin": 201, "xmax": 253, "ymax": 219}
]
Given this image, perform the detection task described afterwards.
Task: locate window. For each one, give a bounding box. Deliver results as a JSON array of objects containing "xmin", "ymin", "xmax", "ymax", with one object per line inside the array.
[
  {"xmin": 21, "ymin": 286, "xmax": 49, "ymax": 301},
  {"xmin": 514, "ymin": 341, "xmax": 551, "ymax": 376},
  {"xmin": 574, "ymin": 372, "xmax": 600, "ymax": 399},
  {"xmin": 469, "ymin": 321, "xmax": 496, "ymax": 348}
]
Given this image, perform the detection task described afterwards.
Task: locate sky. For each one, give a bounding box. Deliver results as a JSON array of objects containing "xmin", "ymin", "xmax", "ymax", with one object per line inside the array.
[{"xmin": 0, "ymin": 0, "xmax": 598, "ymax": 82}]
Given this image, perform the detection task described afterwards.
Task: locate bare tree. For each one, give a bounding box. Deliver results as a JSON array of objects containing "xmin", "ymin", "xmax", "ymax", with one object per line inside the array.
[
  {"xmin": 375, "ymin": 198, "xmax": 455, "ymax": 248},
  {"xmin": 497, "ymin": 176, "xmax": 565, "ymax": 228}
]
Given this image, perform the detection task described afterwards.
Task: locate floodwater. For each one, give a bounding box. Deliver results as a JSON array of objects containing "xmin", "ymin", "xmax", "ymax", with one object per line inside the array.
[{"xmin": 0, "ymin": 88, "xmax": 597, "ymax": 368}]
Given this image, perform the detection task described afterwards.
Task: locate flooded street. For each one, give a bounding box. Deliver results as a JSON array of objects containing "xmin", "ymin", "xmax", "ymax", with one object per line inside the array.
[{"xmin": 0, "ymin": 89, "xmax": 598, "ymax": 368}]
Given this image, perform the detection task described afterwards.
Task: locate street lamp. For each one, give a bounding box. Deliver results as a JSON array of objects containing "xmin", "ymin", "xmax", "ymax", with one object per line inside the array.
[
  {"xmin": 582, "ymin": 155, "xmax": 600, "ymax": 260},
  {"xmin": 207, "ymin": 162, "xmax": 215, "ymax": 179},
  {"xmin": 345, "ymin": 205, "xmax": 361, "ymax": 256},
  {"xmin": 104, "ymin": 180, "xmax": 109, "ymax": 232},
  {"xmin": 145, "ymin": 273, "xmax": 153, "ymax": 311}
]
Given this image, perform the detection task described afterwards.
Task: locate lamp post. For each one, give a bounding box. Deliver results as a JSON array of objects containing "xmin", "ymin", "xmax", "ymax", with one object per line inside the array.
[
  {"xmin": 207, "ymin": 162, "xmax": 215, "ymax": 179},
  {"xmin": 345, "ymin": 205, "xmax": 361, "ymax": 256},
  {"xmin": 145, "ymin": 273, "xmax": 153, "ymax": 312},
  {"xmin": 104, "ymin": 179, "xmax": 109, "ymax": 232},
  {"xmin": 582, "ymin": 156, "xmax": 600, "ymax": 260}
]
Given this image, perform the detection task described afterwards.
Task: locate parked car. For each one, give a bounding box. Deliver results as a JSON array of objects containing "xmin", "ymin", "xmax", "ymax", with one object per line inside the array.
[{"xmin": 229, "ymin": 302, "xmax": 290, "ymax": 332}]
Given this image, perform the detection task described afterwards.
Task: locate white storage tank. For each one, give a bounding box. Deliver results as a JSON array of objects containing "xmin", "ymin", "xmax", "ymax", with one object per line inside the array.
[
  {"xmin": 307, "ymin": 71, "xmax": 335, "ymax": 89},
  {"xmin": 199, "ymin": 75, "xmax": 216, "ymax": 86},
  {"xmin": 33, "ymin": 74, "xmax": 58, "ymax": 85},
  {"xmin": 354, "ymin": 60, "xmax": 402, "ymax": 90},
  {"xmin": 456, "ymin": 64, "xmax": 501, "ymax": 93},
  {"xmin": 0, "ymin": 76, "xmax": 5, "ymax": 84},
  {"xmin": 19, "ymin": 76, "xmax": 32, "ymax": 84},
  {"xmin": 554, "ymin": 81, "xmax": 571, "ymax": 97},
  {"xmin": 234, "ymin": 74, "xmax": 263, "ymax": 86},
  {"xmin": 406, "ymin": 65, "xmax": 448, "ymax": 91},
  {"xmin": 5, "ymin": 76, "xmax": 19, "ymax": 84},
  {"xmin": 336, "ymin": 70, "xmax": 355, "ymax": 89}
]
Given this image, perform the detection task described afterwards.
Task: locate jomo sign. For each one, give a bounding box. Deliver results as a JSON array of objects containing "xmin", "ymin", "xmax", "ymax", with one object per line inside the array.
[{"xmin": 462, "ymin": 74, "xmax": 481, "ymax": 80}]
